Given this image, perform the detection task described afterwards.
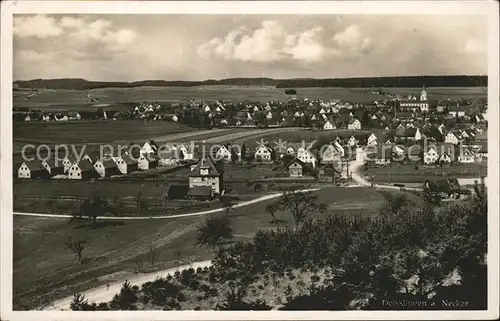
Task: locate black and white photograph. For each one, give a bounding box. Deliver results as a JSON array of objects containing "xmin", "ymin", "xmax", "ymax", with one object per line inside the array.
[{"xmin": 1, "ymin": 1, "xmax": 499, "ymax": 320}]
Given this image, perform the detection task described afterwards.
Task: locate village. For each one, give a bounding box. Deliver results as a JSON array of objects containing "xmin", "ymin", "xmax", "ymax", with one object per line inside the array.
[{"xmin": 15, "ymin": 86, "xmax": 488, "ymax": 203}]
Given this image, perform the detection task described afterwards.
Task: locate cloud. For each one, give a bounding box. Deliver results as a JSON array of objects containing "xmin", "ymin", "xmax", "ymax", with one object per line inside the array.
[
  {"xmin": 14, "ymin": 15, "xmax": 64, "ymax": 38},
  {"xmin": 197, "ymin": 21, "xmax": 372, "ymax": 64},
  {"xmin": 463, "ymin": 39, "xmax": 486, "ymax": 55},
  {"xmin": 14, "ymin": 15, "xmax": 137, "ymax": 61}
]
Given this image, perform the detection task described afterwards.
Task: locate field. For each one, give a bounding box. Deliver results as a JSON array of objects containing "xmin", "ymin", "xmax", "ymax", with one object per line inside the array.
[
  {"xmin": 13, "ymin": 86, "xmax": 487, "ymax": 109},
  {"xmin": 13, "ymin": 186, "xmax": 387, "ymax": 309},
  {"xmin": 363, "ymin": 162, "xmax": 488, "ymax": 183}
]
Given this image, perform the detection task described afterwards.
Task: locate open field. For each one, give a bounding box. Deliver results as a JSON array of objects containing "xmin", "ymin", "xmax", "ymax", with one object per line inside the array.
[
  {"xmin": 13, "ymin": 86, "xmax": 487, "ymax": 109},
  {"xmin": 363, "ymin": 162, "xmax": 487, "ymax": 184},
  {"xmin": 13, "ymin": 120, "xmax": 196, "ymax": 145},
  {"xmin": 13, "ymin": 186, "xmax": 387, "ymax": 309}
]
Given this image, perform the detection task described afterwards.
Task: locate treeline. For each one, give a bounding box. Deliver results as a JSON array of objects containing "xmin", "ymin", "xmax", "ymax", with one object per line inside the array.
[
  {"xmin": 13, "ymin": 78, "xmax": 277, "ymax": 90},
  {"xmin": 14, "ymin": 75, "xmax": 487, "ymax": 90},
  {"xmin": 275, "ymin": 75, "xmax": 487, "ymax": 88}
]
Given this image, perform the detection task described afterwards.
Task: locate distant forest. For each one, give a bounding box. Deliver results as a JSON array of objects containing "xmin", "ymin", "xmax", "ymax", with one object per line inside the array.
[{"xmin": 14, "ymin": 75, "xmax": 487, "ymax": 90}]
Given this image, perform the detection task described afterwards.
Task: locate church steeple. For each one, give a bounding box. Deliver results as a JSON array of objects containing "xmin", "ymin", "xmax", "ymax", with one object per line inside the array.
[{"xmin": 420, "ymin": 85, "xmax": 428, "ymax": 101}]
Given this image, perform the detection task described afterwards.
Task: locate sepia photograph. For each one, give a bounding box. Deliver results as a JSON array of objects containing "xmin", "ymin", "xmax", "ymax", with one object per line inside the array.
[{"xmin": 1, "ymin": 1, "xmax": 499, "ymax": 320}]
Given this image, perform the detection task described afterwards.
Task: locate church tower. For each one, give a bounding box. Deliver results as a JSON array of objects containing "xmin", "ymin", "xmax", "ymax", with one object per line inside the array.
[{"xmin": 420, "ymin": 85, "xmax": 428, "ymax": 101}]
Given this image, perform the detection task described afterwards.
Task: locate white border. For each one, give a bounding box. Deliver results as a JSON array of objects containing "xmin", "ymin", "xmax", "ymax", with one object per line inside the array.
[{"xmin": 1, "ymin": 1, "xmax": 499, "ymax": 320}]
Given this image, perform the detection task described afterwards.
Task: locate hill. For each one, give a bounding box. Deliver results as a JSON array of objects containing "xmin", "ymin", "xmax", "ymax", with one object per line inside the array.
[{"xmin": 13, "ymin": 75, "xmax": 487, "ymax": 90}]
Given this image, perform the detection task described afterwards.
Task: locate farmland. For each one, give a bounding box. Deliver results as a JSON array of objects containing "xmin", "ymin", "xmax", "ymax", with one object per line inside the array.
[
  {"xmin": 13, "ymin": 186, "xmax": 388, "ymax": 310},
  {"xmin": 362, "ymin": 162, "xmax": 488, "ymax": 184},
  {"xmin": 13, "ymin": 86, "xmax": 487, "ymax": 110}
]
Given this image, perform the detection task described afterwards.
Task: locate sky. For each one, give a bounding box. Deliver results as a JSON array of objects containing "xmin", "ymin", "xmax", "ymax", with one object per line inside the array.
[{"xmin": 13, "ymin": 14, "xmax": 488, "ymax": 81}]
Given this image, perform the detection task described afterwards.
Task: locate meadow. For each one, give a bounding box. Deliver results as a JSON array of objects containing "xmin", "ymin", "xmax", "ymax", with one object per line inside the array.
[
  {"xmin": 13, "ymin": 86, "xmax": 487, "ymax": 109},
  {"xmin": 363, "ymin": 162, "xmax": 488, "ymax": 183},
  {"xmin": 13, "ymin": 186, "xmax": 387, "ymax": 310}
]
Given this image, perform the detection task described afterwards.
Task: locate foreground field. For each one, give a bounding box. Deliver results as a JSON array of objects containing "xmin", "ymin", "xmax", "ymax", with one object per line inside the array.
[
  {"xmin": 13, "ymin": 186, "xmax": 385, "ymax": 309},
  {"xmin": 13, "ymin": 86, "xmax": 487, "ymax": 109},
  {"xmin": 363, "ymin": 162, "xmax": 488, "ymax": 183},
  {"xmin": 13, "ymin": 120, "xmax": 196, "ymax": 145}
]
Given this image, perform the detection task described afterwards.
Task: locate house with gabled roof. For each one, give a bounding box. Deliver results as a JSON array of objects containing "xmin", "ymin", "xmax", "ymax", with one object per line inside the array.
[
  {"xmin": 41, "ymin": 158, "xmax": 65, "ymax": 177},
  {"xmin": 94, "ymin": 158, "xmax": 120, "ymax": 178},
  {"xmin": 296, "ymin": 146, "xmax": 317, "ymax": 168},
  {"xmin": 254, "ymin": 145, "xmax": 275, "ymax": 162},
  {"xmin": 458, "ymin": 146, "xmax": 475, "ymax": 163},
  {"xmin": 444, "ymin": 131, "xmax": 461, "ymax": 145},
  {"xmin": 188, "ymin": 155, "xmax": 223, "ymax": 195},
  {"xmin": 115, "ymin": 154, "xmax": 138, "ymax": 174},
  {"xmin": 366, "ymin": 144, "xmax": 393, "ymax": 165},
  {"xmin": 215, "ymin": 144, "xmax": 233, "ymax": 161},
  {"xmin": 323, "ymin": 120, "xmax": 335, "ymax": 130},
  {"xmin": 321, "ymin": 143, "xmax": 343, "ymax": 164},
  {"xmin": 347, "ymin": 118, "xmax": 361, "ymax": 130},
  {"xmin": 18, "ymin": 160, "xmax": 49, "ymax": 179},
  {"xmin": 138, "ymin": 154, "xmax": 159, "ymax": 170},
  {"xmin": 68, "ymin": 159, "xmax": 97, "ymax": 180}
]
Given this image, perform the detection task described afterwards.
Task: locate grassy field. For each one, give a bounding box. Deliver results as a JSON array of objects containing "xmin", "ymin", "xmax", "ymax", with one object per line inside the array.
[
  {"xmin": 13, "ymin": 186, "xmax": 387, "ymax": 309},
  {"xmin": 363, "ymin": 162, "xmax": 487, "ymax": 184},
  {"xmin": 13, "ymin": 86, "xmax": 487, "ymax": 109}
]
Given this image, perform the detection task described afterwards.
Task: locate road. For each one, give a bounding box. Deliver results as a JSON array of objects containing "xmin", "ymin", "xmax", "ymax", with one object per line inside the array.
[
  {"xmin": 41, "ymin": 261, "xmax": 213, "ymax": 311},
  {"xmin": 14, "ymin": 188, "xmax": 321, "ymax": 220}
]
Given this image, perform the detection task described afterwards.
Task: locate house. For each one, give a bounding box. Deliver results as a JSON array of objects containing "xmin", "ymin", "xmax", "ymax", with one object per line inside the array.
[
  {"xmin": 62, "ymin": 156, "xmax": 77, "ymax": 173},
  {"xmin": 447, "ymin": 105, "xmax": 468, "ymax": 118},
  {"xmin": 174, "ymin": 144, "xmax": 194, "ymax": 160},
  {"xmin": 321, "ymin": 143, "xmax": 343, "ymax": 164},
  {"xmin": 317, "ymin": 163, "xmax": 341, "ymax": 182},
  {"xmin": 17, "ymin": 161, "xmax": 48, "ymax": 179},
  {"xmin": 41, "ymin": 158, "xmax": 65, "ymax": 177},
  {"xmin": 187, "ymin": 186, "xmax": 213, "ymax": 201},
  {"xmin": 366, "ymin": 144, "xmax": 393, "ymax": 165},
  {"xmin": 188, "ymin": 156, "xmax": 224, "ymax": 195},
  {"xmin": 347, "ymin": 118, "xmax": 361, "ymax": 130},
  {"xmin": 367, "ymin": 133, "xmax": 378, "ymax": 146},
  {"xmin": 94, "ymin": 159, "xmax": 120, "ymax": 178},
  {"xmin": 458, "ymin": 146, "xmax": 475, "ymax": 163},
  {"xmin": 254, "ymin": 145, "xmax": 274, "ymax": 162},
  {"xmin": 287, "ymin": 158, "xmax": 306, "ymax": 178},
  {"xmin": 296, "ymin": 147, "xmax": 317, "ymax": 168},
  {"xmin": 138, "ymin": 154, "xmax": 159, "ymax": 170},
  {"xmin": 215, "ymin": 144, "xmax": 233, "ymax": 161},
  {"xmin": 323, "ymin": 120, "xmax": 335, "ymax": 130},
  {"xmin": 422, "ymin": 143, "xmax": 455, "ymax": 165},
  {"xmin": 140, "ymin": 140, "xmax": 158, "ymax": 156},
  {"xmin": 68, "ymin": 159, "xmax": 97, "ymax": 180},
  {"xmin": 424, "ymin": 178, "xmax": 461, "ymax": 199},
  {"xmin": 115, "ymin": 154, "xmax": 138, "ymax": 174},
  {"xmin": 422, "ymin": 146, "xmax": 440, "ymax": 165},
  {"xmin": 444, "ymin": 131, "xmax": 461, "ymax": 145}
]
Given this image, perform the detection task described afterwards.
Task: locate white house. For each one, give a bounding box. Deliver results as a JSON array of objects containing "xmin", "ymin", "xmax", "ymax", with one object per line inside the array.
[
  {"xmin": 17, "ymin": 161, "xmax": 47, "ymax": 179},
  {"xmin": 319, "ymin": 108, "xmax": 326, "ymax": 114},
  {"xmin": 68, "ymin": 159, "xmax": 96, "ymax": 180},
  {"xmin": 296, "ymin": 147, "xmax": 317, "ymax": 168},
  {"xmin": 444, "ymin": 131, "xmax": 461, "ymax": 145},
  {"xmin": 254, "ymin": 146, "xmax": 274, "ymax": 162},
  {"xmin": 348, "ymin": 135, "xmax": 357, "ymax": 147},
  {"xmin": 423, "ymin": 147, "xmax": 440, "ymax": 165},
  {"xmin": 215, "ymin": 145, "xmax": 232, "ymax": 161},
  {"xmin": 266, "ymin": 111, "xmax": 273, "ymax": 119},
  {"xmin": 114, "ymin": 154, "xmax": 138, "ymax": 174},
  {"xmin": 171, "ymin": 115, "xmax": 179, "ymax": 122},
  {"xmin": 321, "ymin": 144, "xmax": 342, "ymax": 164},
  {"xmin": 323, "ymin": 120, "xmax": 335, "ymax": 130},
  {"xmin": 347, "ymin": 118, "xmax": 361, "ymax": 130},
  {"xmin": 367, "ymin": 133, "xmax": 378, "ymax": 146},
  {"xmin": 94, "ymin": 159, "xmax": 120, "ymax": 178},
  {"xmin": 458, "ymin": 147, "xmax": 475, "ymax": 163},
  {"xmin": 140, "ymin": 141, "xmax": 158, "ymax": 156},
  {"xmin": 138, "ymin": 154, "xmax": 159, "ymax": 170}
]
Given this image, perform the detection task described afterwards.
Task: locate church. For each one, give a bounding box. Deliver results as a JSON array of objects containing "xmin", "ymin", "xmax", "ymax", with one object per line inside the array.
[{"xmin": 399, "ymin": 86, "xmax": 429, "ymax": 113}]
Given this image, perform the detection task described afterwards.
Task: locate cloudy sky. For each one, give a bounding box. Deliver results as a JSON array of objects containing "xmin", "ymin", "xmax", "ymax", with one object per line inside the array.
[{"xmin": 13, "ymin": 14, "xmax": 487, "ymax": 81}]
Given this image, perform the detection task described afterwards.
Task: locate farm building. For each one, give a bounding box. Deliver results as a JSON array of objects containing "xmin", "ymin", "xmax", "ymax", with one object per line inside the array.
[
  {"xmin": 166, "ymin": 185, "xmax": 190, "ymax": 200},
  {"xmin": 94, "ymin": 159, "xmax": 120, "ymax": 178},
  {"xmin": 115, "ymin": 154, "xmax": 139, "ymax": 174},
  {"xmin": 138, "ymin": 154, "xmax": 159, "ymax": 170},
  {"xmin": 17, "ymin": 161, "xmax": 48, "ymax": 179},
  {"xmin": 187, "ymin": 186, "xmax": 213, "ymax": 201},
  {"xmin": 188, "ymin": 155, "xmax": 224, "ymax": 195},
  {"xmin": 68, "ymin": 159, "xmax": 97, "ymax": 180}
]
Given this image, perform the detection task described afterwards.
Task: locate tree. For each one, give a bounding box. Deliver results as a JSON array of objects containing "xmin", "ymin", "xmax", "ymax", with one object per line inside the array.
[
  {"xmin": 109, "ymin": 281, "xmax": 139, "ymax": 310},
  {"xmin": 196, "ymin": 216, "xmax": 233, "ymax": 252},
  {"xmin": 216, "ymin": 288, "xmax": 272, "ymax": 310},
  {"xmin": 273, "ymin": 188, "xmax": 327, "ymax": 228},
  {"xmin": 220, "ymin": 196, "xmax": 234, "ymax": 217},
  {"xmin": 77, "ymin": 196, "xmax": 107, "ymax": 228},
  {"xmin": 135, "ymin": 192, "xmax": 148, "ymax": 216},
  {"xmin": 65, "ymin": 237, "xmax": 90, "ymax": 264}
]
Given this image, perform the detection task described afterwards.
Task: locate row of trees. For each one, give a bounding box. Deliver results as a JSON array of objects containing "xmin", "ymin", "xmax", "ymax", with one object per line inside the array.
[{"xmin": 71, "ymin": 187, "xmax": 487, "ymax": 310}]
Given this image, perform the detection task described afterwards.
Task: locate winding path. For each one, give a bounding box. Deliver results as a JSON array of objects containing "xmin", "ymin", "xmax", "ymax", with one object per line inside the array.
[{"xmin": 41, "ymin": 261, "xmax": 213, "ymax": 311}]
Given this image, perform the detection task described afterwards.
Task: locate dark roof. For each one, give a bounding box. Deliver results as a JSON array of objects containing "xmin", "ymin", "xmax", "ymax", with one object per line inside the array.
[
  {"xmin": 187, "ymin": 186, "xmax": 212, "ymax": 197},
  {"xmin": 120, "ymin": 154, "xmax": 137, "ymax": 165},
  {"xmin": 77, "ymin": 159, "xmax": 95, "ymax": 171},
  {"xmin": 24, "ymin": 160, "xmax": 46, "ymax": 172},
  {"xmin": 286, "ymin": 157, "xmax": 306, "ymax": 169},
  {"xmin": 425, "ymin": 179, "xmax": 461, "ymax": 193},
  {"xmin": 101, "ymin": 159, "xmax": 118, "ymax": 169},
  {"xmin": 189, "ymin": 156, "xmax": 221, "ymax": 177},
  {"xmin": 167, "ymin": 185, "xmax": 189, "ymax": 199},
  {"xmin": 43, "ymin": 158, "xmax": 64, "ymax": 169}
]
